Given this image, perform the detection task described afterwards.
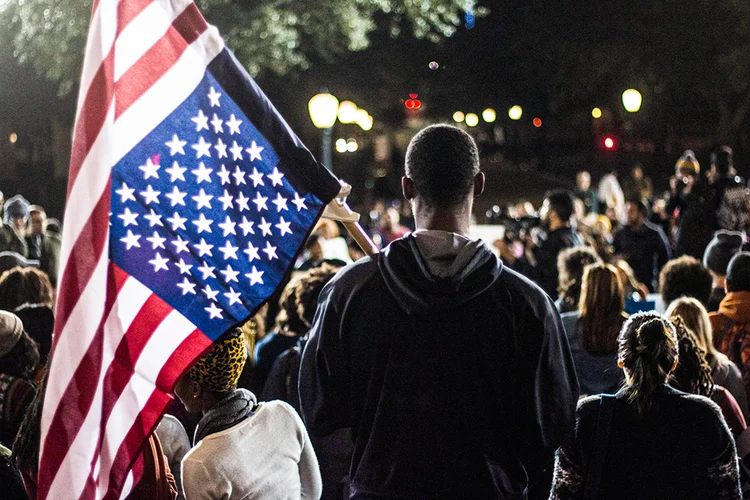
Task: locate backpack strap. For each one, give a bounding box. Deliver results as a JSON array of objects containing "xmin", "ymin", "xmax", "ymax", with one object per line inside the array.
[{"xmin": 583, "ymin": 394, "xmax": 616, "ymax": 500}]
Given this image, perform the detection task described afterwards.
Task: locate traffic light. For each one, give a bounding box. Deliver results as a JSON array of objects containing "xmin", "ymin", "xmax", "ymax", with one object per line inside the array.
[{"xmin": 603, "ymin": 136, "xmax": 616, "ymax": 150}]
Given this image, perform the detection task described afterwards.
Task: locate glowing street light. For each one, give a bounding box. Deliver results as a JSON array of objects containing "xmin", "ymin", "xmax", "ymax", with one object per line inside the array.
[
  {"xmin": 508, "ymin": 105, "xmax": 523, "ymax": 121},
  {"xmin": 337, "ymin": 100, "xmax": 358, "ymax": 124},
  {"xmin": 482, "ymin": 108, "xmax": 496, "ymax": 123},
  {"xmin": 308, "ymin": 92, "xmax": 339, "ymax": 170},
  {"xmin": 9, "ymin": 133, "xmax": 17, "ymax": 144},
  {"xmin": 346, "ymin": 139, "xmax": 359, "ymax": 152},
  {"xmin": 453, "ymin": 111, "xmax": 465, "ymax": 123},
  {"xmin": 335, "ymin": 138, "xmax": 348, "ymax": 153},
  {"xmin": 465, "ymin": 113, "xmax": 479, "ymax": 127},
  {"xmin": 591, "ymin": 107, "xmax": 602, "ymax": 119},
  {"xmin": 533, "ymin": 117, "xmax": 543, "ymax": 128},
  {"xmin": 622, "ymin": 89, "xmax": 642, "ymax": 113}
]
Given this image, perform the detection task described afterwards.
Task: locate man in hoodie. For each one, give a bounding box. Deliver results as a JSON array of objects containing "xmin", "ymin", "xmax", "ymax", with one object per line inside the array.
[
  {"xmin": 299, "ymin": 125, "xmax": 579, "ymax": 500},
  {"xmin": 712, "ymin": 252, "xmax": 750, "ymax": 402},
  {"xmin": 0, "ymin": 194, "xmax": 28, "ymax": 257}
]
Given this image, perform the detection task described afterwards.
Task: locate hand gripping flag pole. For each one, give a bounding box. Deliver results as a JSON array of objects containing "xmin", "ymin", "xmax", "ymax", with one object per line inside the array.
[{"xmin": 322, "ymin": 182, "xmax": 379, "ymax": 256}]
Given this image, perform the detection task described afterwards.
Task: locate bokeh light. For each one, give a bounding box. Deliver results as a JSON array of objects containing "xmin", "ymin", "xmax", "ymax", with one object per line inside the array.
[
  {"xmin": 622, "ymin": 89, "xmax": 642, "ymax": 112},
  {"xmin": 482, "ymin": 108, "xmax": 496, "ymax": 123},
  {"xmin": 591, "ymin": 107, "xmax": 602, "ymax": 119},
  {"xmin": 453, "ymin": 111, "xmax": 465, "ymax": 123},
  {"xmin": 429, "ymin": 61, "xmax": 439, "ymax": 70},
  {"xmin": 335, "ymin": 138, "xmax": 348, "ymax": 153},
  {"xmin": 508, "ymin": 105, "xmax": 523, "ymax": 121},
  {"xmin": 465, "ymin": 113, "xmax": 479, "ymax": 127},
  {"xmin": 337, "ymin": 101, "xmax": 358, "ymax": 124},
  {"xmin": 533, "ymin": 117, "xmax": 542, "ymax": 128},
  {"xmin": 9, "ymin": 133, "xmax": 17, "ymax": 144}
]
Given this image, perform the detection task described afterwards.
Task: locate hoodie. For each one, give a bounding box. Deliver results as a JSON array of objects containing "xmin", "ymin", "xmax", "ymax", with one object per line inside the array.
[
  {"xmin": 299, "ymin": 233, "xmax": 579, "ymax": 500},
  {"xmin": 711, "ymin": 291, "xmax": 750, "ymax": 402}
]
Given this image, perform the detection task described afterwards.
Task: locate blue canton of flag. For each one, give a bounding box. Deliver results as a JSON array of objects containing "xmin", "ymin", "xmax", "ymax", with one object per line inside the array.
[{"xmin": 110, "ymin": 71, "xmax": 332, "ymax": 339}]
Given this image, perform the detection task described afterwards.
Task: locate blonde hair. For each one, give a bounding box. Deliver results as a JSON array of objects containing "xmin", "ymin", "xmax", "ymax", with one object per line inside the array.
[{"xmin": 665, "ymin": 297, "xmax": 726, "ymax": 369}]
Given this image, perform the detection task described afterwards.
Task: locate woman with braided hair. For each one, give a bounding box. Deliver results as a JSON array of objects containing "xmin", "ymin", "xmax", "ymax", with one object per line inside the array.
[
  {"xmin": 550, "ymin": 312, "xmax": 741, "ymax": 499},
  {"xmin": 174, "ymin": 327, "xmax": 321, "ymax": 500}
]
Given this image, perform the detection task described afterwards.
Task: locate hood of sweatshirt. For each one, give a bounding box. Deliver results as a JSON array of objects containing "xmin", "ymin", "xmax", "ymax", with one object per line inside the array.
[
  {"xmin": 719, "ymin": 291, "xmax": 750, "ymax": 324},
  {"xmin": 378, "ymin": 232, "xmax": 502, "ymax": 315}
]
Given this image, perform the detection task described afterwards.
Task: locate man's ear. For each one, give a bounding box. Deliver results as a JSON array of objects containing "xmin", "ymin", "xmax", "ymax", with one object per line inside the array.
[
  {"xmin": 474, "ymin": 172, "xmax": 485, "ymax": 197},
  {"xmin": 191, "ymin": 380, "xmax": 202, "ymax": 399},
  {"xmin": 402, "ymin": 176, "xmax": 415, "ymax": 200}
]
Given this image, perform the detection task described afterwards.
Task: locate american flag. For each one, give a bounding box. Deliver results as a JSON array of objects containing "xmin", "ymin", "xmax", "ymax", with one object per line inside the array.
[{"xmin": 38, "ymin": 0, "xmax": 340, "ymax": 498}]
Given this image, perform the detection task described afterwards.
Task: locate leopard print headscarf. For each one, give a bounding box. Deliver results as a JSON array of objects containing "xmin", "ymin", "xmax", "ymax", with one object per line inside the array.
[{"xmin": 189, "ymin": 328, "xmax": 247, "ymax": 393}]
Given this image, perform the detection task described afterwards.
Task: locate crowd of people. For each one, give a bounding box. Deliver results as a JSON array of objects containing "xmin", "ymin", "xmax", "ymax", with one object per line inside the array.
[{"xmin": 0, "ymin": 125, "xmax": 750, "ymax": 499}]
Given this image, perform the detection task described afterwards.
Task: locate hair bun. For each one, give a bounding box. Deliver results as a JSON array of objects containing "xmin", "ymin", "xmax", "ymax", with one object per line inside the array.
[{"xmin": 636, "ymin": 318, "xmax": 667, "ymax": 350}]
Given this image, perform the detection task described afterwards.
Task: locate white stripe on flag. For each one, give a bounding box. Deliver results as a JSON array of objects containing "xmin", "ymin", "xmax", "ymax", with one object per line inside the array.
[
  {"xmin": 95, "ymin": 309, "xmax": 197, "ymax": 496},
  {"xmin": 45, "ymin": 277, "xmax": 152, "ymax": 500}
]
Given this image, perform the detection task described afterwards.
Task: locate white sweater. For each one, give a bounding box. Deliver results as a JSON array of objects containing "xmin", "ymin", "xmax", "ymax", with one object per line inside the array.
[{"xmin": 180, "ymin": 400, "xmax": 322, "ymax": 500}]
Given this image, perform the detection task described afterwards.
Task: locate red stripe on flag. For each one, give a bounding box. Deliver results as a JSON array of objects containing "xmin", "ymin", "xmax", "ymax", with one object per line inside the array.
[
  {"xmin": 114, "ymin": 4, "xmax": 208, "ymax": 119},
  {"xmin": 38, "ymin": 263, "xmax": 127, "ymax": 500},
  {"xmin": 52, "ymin": 183, "xmax": 111, "ymax": 352},
  {"xmin": 77, "ymin": 293, "xmax": 173, "ymax": 498},
  {"xmin": 101, "ymin": 330, "xmax": 211, "ymax": 499},
  {"xmin": 118, "ymin": 0, "xmax": 153, "ymax": 34}
]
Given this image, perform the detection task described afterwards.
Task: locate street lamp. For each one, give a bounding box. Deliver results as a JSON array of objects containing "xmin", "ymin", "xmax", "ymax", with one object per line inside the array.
[
  {"xmin": 337, "ymin": 100, "xmax": 358, "ymax": 124},
  {"xmin": 308, "ymin": 92, "xmax": 339, "ymax": 170},
  {"xmin": 508, "ymin": 105, "xmax": 523, "ymax": 121},
  {"xmin": 622, "ymin": 89, "xmax": 642, "ymax": 113}
]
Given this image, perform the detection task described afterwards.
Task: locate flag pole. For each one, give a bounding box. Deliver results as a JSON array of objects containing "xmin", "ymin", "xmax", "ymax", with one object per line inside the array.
[{"xmin": 322, "ymin": 182, "xmax": 379, "ymax": 256}]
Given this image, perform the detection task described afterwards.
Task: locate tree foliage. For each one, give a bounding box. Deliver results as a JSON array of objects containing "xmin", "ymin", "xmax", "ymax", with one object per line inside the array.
[{"xmin": 0, "ymin": 0, "xmax": 476, "ymax": 95}]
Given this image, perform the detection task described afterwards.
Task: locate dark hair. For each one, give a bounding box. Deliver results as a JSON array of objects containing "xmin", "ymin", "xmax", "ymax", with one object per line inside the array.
[
  {"xmin": 727, "ymin": 252, "xmax": 750, "ymax": 292},
  {"xmin": 627, "ymin": 198, "xmax": 648, "ymax": 217},
  {"xmin": 0, "ymin": 330, "xmax": 40, "ymax": 379},
  {"xmin": 580, "ymin": 263, "xmax": 626, "ymax": 355},
  {"xmin": 658, "ymin": 256, "xmax": 713, "ymax": 307},
  {"xmin": 405, "ymin": 125, "xmax": 480, "ymax": 208},
  {"xmin": 13, "ymin": 367, "xmax": 47, "ymax": 480},
  {"xmin": 273, "ymin": 279, "xmax": 308, "ymax": 336},
  {"xmin": 0, "ymin": 267, "xmax": 54, "ymax": 311},
  {"xmin": 557, "ymin": 246, "xmax": 601, "ymax": 313},
  {"xmin": 296, "ymin": 263, "xmax": 343, "ymax": 329},
  {"xmin": 668, "ymin": 317, "xmax": 714, "ymax": 397},
  {"xmin": 545, "ymin": 190, "xmax": 575, "ymax": 222},
  {"xmin": 711, "ymin": 145, "xmax": 733, "ymax": 176},
  {"xmin": 618, "ymin": 313, "xmax": 678, "ymax": 416}
]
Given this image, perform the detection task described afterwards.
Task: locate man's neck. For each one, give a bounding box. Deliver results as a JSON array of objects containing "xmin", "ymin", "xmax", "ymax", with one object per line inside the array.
[
  {"xmin": 714, "ymin": 275, "xmax": 726, "ymax": 289},
  {"xmin": 548, "ymin": 219, "xmax": 568, "ymax": 232},
  {"xmin": 413, "ymin": 202, "xmax": 472, "ymax": 237},
  {"xmin": 630, "ymin": 219, "xmax": 644, "ymax": 230}
]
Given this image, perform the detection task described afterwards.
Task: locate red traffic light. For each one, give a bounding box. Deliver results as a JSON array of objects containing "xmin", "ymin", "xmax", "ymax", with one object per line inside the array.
[
  {"xmin": 603, "ymin": 136, "xmax": 616, "ymax": 150},
  {"xmin": 405, "ymin": 93, "xmax": 422, "ymax": 110}
]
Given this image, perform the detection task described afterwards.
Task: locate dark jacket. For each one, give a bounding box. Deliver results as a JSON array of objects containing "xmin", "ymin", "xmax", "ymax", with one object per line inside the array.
[
  {"xmin": 299, "ymin": 235, "xmax": 579, "ymax": 499},
  {"xmin": 668, "ymin": 180, "xmax": 718, "ymax": 259},
  {"xmin": 715, "ymin": 176, "xmax": 748, "ymax": 232},
  {"xmin": 531, "ymin": 227, "xmax": 583, "ymax": 299},
  {"xmin": 550, "ymin": 385, "xmax": 741, "ymax": 499},
  {"xmin": 25, "ymin": 233, "xmax": 60, "ymax": 287},
  {"xmin": 612, "ymin": 221, "xmax": 671, "ymax": 292}
]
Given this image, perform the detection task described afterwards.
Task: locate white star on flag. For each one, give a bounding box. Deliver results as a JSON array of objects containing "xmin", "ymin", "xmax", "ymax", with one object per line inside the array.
[
  {"xmin": 210, "ymin": 113, "xmax": 224, "ymax": 133},
  {"xmin": 217, "ymin": 165, "xmax": 231, "ymax": 185},
  {"xmin": 165, "ymin": 161, "xmax": 187, "ymax": 182},
  {"xmin": 146, "ymin": 231, "xmax": 167, "ymax": 249},
  {"xmin": 214, "ymin": 138, "xmax": 228, "ymax": 159},
  {"xmin": 177, "ymin": 278, "xmax": 197, "ymax": 295},
  {"xmin": 248, "ymin": 167, "xmax": 264, "ymax": 187},
  {"xmin": 192, "ymin": 162, "xmax": 213, "ymax": 183},
  {"xmin": 272, "ymin": 193, "xmax": 288, "ymax": 212},
  {"xmin": 165, "ymin": 186, "xmax": 187, "ymax": 207},
  {"xmin": 219, "ymin": 240, "xmax": 239, "ymax": 260},
  {"xmin": 262, "ymin": 242, "xmax": 278, "ymax": 260},
  {"xmin": 236, "ymin": 192, "xmax": 250, "ymax": 212},
  {"xmin": 192, "ymin": 189, "xmax": 214, "ymax": 210},
  {"xmin": 229, "ymin": 141, "xmax": 243, "ymax": 160},
  {"xmin": 171, "ymin": 236, "xmax": 190, "ymax": 254},
  {"xmin": 165, "ymin": 134, "xmax": 187, "ymax": 155},
  {"xmin": 218, "ymin": 216, "xmax": 236, "ymax": 236},
  {"xmin": 144, "ymin": 209, "xmax": 163, "ymax": 227},
  {"xmin": 197, "ymin": 261, "xmax": 216, "ymax": 279},
  {"xmin": 218, "ymin": 191, "xmax": 234, "ymax": 210},
  {"xmin": 239, "ymin": 216, "xmax": 254, "ymax": 235},
  {"xmin": 149, "ymin": 253, "xmax": 169, "ymax": 272},
  {"xmin": 243, "ymin": 241, "xmax": 260, "ymax": 261},
  {"xmin": 191, "ymin": 109, "xmax": 209, "ymax": 131},
  {"xmin": 120, "ymin": 230, "xmax": 141, "ymax": 250},
  {"xmin": 192, "ymin": 137, "xmax": 212, "ymax": 159},
  {"xmin": 139, "ymin": 158, "xmax": 160, "ymax": 180},
  {"xmin": 193, "ymin": 213, "xmax": 214, "ymax": 233},
  {"xmin": 225, "ymin": 289, "xmax": 242, "ymax": 306},
  {"xmin": 232, "ymin": 166, "xmax": 246, "ymax": 186},
  {"xmin": 118, "ymin": 208, "xmax": 139, "ymax": 227},
  {"xmin": 116, "ymin": 183, "xmax": 136, "ymax": 203},
  {"xmin": 258, "ymin": 217, "xmax": 272, "ymax": 236},
  {"xmin": 207, "ymin": 87, "xmax": 222, "ymax": 107},
  {"xmin": 226, "ymin": 114, "xmax": 242, "ymax": 134},
  {"xmin": 195, "ymin": 238, "xmax": 214, "ymax": 257},
  {"xmin": 275, "ymin": 217, "xmax": 292, "ymax": 236},
  {"xmin": 205, "ymin": 302, "xmax": 223, "ymax": 319},
  {"xmin": 140, "ymin": 185, "xmax": 161, "ymax": 205},
  {"xmin": 252, "ymin": 192, "xmax": 268, "ymax": 211},
  {"xmin": 246, "ymin": 266, "xmax": 264, "ymax": 285},
  {"xmin": 246, "ymin": 141, "xmax": 263, "ymax": 161},
  {"xmin": 202, "ymin": 285, "xmax": 219, "ymax": 301},
  {"xmin": 220, "ymin": 265, "xmax": 240, "ymax": 283},
  {"xmin": 267, "ymin": 167, "xmax": 284, "ymax": 187},
  {"xmin": 176, "ymin": 259, "xmax": 193, "ymax": 275},
  {"xmin": 166, "ymin": 212, "xmax": 188, "ymax": 231},
  {"xmin": 292, "ymin": 192, "xmax": 307, "ymax": 211}
]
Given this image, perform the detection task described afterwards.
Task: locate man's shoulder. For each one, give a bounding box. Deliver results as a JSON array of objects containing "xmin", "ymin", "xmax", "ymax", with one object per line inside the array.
[
  {"xmin": 321, "ymin": 254, "xmax": 382, "ymax": 296},
  {"xmin": 496, "ymin": 264, "xmax": 556, "ymax": 314}
]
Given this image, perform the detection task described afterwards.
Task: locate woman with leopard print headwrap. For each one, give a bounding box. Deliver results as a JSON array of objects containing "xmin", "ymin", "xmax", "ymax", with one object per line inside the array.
[{"xmin": 174, "ymin": 327, "xmax": 322, "ymax": 499}]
